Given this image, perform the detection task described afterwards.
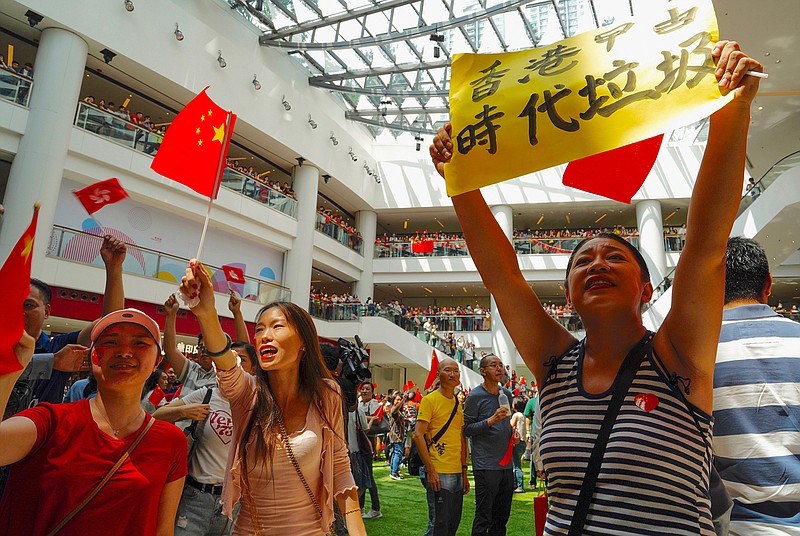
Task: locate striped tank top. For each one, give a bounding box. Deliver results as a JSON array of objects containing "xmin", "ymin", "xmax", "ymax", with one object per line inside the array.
[{"xmin": 539, "ymin": 340, "xmax": 715, "ymax": 535}]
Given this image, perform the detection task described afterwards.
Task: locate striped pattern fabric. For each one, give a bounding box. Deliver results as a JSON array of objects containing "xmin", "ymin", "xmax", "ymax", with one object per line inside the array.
[
  {"xmin": 714, "ymin": 304, "xmax": 800, "ymax": 536},
  {"xmin": 539, "ymin": 341, "xmax": 715, "ymax": 535}
]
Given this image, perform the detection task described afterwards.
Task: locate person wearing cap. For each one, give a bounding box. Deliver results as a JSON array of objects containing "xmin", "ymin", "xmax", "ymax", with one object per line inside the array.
[
  {"xmin": 0, "ymin": 308, "xmax": 188, "ymax": 535},
  {"xmin": 8, "ymin": 235, "xmax": 127, "ymax": 416}
]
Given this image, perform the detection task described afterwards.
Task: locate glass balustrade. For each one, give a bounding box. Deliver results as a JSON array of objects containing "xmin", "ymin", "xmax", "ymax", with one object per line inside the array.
[
  {"xmin": 315, "ymin": 216, "xmax": 364, "ymax": 254},
  {"xmin": 372, "ymin": 235, "xmax": 685, "ymax": 258},
  {"xmin": 0, "ymin": 69, "xmax": 32, "ymax": 106},
  {"xmin": 221, "ymin": 168, "xmax": 298, "ymax": 218},
  {"xmin": 74, "ymin": 101, "xmax": 163, "ymax": 155},
  {"xmin": 48, "ymin": 225, "xmax": 290, "ymax": 304}
]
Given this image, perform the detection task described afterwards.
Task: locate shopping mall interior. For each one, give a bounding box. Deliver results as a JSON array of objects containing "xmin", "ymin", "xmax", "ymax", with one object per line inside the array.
[{"xmin": 0, "ymin": 0, "xmax": 797, "ymax": 389}]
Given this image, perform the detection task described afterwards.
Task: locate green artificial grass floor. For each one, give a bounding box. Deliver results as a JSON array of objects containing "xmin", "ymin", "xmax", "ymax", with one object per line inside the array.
[{"xmin": 360, "ymin": 461, "xmax": 545, "ymax": 535}]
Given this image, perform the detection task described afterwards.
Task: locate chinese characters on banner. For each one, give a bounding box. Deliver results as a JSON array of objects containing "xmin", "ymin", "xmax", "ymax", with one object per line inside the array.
[{"xmin": 445, "ymin": 0, "xmax": 732, "ymax": 198}]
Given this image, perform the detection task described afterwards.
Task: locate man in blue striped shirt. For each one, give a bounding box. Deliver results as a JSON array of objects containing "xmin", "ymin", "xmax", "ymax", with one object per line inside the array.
[{"xmin": 714, "ymin": 237, "xmax": 800, "ymax": 535}]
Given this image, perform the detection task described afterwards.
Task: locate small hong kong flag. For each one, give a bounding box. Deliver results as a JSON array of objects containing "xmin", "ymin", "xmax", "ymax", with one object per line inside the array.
[
  {"xmin": 151, "ymin": 87, "xmax": 237, "ymax": 199},
  {"xmin": 222, "ymin": 265, "xmax": 246, "ymax": 284},
  {"xmin": 0, "ymin": 204, "xmax": 39, "ymax": 374},
  {"xmin": 73, "ymin": 178, "xmax": 130, "ymax": 215}
]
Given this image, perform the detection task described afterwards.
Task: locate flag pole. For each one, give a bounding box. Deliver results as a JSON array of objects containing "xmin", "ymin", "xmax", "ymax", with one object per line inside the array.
[{"xmin": 194, "ymin": 110, "xmax": 233, "ymax": 261}]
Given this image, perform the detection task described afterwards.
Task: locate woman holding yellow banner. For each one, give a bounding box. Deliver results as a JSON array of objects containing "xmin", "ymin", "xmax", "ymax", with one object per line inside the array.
[{"xmin": 431, "ymin": 41, "xmax": 761, "ymax": 536}]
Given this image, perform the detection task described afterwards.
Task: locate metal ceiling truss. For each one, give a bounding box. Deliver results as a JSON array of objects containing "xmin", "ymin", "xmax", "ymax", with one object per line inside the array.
[
  {"xmin": 344, "ymin": 114, "xmax": 439, "ymax": 135},
  {"xmin": 346, "ymin": 106, "xmax": 449, "ymax": 117},
  {"xmin": 259, "ymin": 0, "xmax": 541, "ymax": 50}
]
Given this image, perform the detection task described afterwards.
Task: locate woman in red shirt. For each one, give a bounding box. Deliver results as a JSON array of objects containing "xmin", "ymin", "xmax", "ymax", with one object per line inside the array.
[{"xmin": 0, "ymin": 309, "xmax": 187, "ymax": 536}]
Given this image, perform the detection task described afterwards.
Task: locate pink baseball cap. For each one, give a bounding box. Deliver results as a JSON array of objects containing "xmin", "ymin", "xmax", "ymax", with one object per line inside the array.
[{"xmin": 91, "ymin": 308, "xmax": 162, "ymax": 350}]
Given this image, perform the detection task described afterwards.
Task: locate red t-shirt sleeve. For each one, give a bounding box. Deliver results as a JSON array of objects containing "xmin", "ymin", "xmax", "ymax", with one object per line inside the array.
[{"xmin": 17, "ymin": 402, "xmax": 59, "ymax": 454}]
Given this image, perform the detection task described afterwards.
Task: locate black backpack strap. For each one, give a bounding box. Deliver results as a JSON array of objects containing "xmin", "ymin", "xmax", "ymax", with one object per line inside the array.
[{"xmin": 568, "ymin": 332, "xmax": 653, "ymax": 536}]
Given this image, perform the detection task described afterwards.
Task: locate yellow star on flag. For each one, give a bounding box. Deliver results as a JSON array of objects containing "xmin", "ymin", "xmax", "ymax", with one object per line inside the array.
[
  {"xmin": 21, "ymin": 235, "xmax": 33, "ymax": 262},
  {"xmin": 212, "ymin": 123, "xmax": 225, "ymax": 144},
  {"xmin": 198, "ymin": 139, "xmax": 203, "ymax": 147},
  {"xmin": 200, "ymin": 114, "xmax": 205, "ymax": 122},
  {"xmin": 208, "ymin": 109, "xmax": 213, "ymax": 116},
  {"xmin": 195, "ymin": 128, "xmax": 200, "ymax": 134}
]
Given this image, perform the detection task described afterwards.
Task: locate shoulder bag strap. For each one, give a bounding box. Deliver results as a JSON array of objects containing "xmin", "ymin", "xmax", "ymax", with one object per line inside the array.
[
  {"xmin": 188, "ymin": 387, "xmax": 215, "ymax": 462},
  {"xmin": 47, "ymin": 416, "xmax": 156, "ymax": 536},
  {"xmin": 567, "ymin": 332, "xmax": 653, "ymax": 536},
  {"xmin": 430, "ymin": 397, "xmax": 460, "ymax": 445}
]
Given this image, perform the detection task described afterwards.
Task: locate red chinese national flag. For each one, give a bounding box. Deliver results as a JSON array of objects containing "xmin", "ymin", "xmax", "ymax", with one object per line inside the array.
[
  {"xmin": 73, "ymin": 178, "xmax": 129, "ymax": 215},
  {"xmin": 562, "ymin": 135, "xmax": 664, "ymax": 204},
  {"xmin": 424, "ymin": 349, "xmax": 440, "ymax": 390},
  {"xmin": 372, "ymin": 404, "xmax": 385, "ymax": 420},
  {"xmin": 151, "ymin": 87, "xmax": 237, "ymax": 199},
  {"xmin": 222, "ymin": 265, "xmax": 245, "ymax": 284},
  {"xmin": 148, "ymin": 386, "xmax": 166, "ymax": 406},
  {"xmin": 0, "ymin": 204, "xmax": 39, "ymax": 375}
]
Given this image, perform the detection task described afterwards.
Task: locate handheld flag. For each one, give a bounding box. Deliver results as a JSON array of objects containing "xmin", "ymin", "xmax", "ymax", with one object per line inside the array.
[
  {"xmin": 498, "ymin": 434, "xmax": 515, "ymax": 466},
  {"xmin": 424, "ymin": 350, "xmax": 440, "ymax": 390},
  {"xmin": 0, "ymin": 204, "xmax": 39, "ymax": 374},
  {"xmin": 562, "ymin": 135, "xmax": 664, "ymax": 203},
  {"xmin": 73, "ymin": 178, "xmax": 129, "ymax": 215},
  {"xmin": 222, "ymin": 265, "xmax": 246, "ymax": 284},
  {"xmin": 151, "ymin": 87, "xmax": 237, "ymax": 199},
  {"xmin": 372, "ymin": 404, "xmax": 386, "ymax": 421},
  {"xmin": 148, "ymin": 386, "xmax": 166, "ymax": 406}
]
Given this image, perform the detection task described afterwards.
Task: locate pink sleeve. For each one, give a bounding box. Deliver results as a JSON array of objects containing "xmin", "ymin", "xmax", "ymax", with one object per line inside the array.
[{"xmin": 216, "ymin": 364, "xmax": 255, "ymax": 412}]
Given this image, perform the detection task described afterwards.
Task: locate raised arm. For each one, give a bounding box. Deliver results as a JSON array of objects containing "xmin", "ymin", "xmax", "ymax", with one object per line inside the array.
[
  {"xmin": 163, "ymin": 293, "xmax": 189, "ymax": 377},
  {"xmin": 657, "ymin": 42, "xmax": 762, "ymax": 403},
  {"xmin": 431, "ymin": 126, "xmax": 576, "ymax": 379},
  {"xmin": 228, "ymin": 291, "xmax": 250, "ymax": 343},
  {"xmin": 180, "ymin": 261, "xmax": 238, "ymax": 372},
  {"xmin": 77, "ymin": 235, "xmax": 127, "ymax": 346},
  {"xmin": 0, "ymin": 332, "xmax": 38, "ymax": 466}
]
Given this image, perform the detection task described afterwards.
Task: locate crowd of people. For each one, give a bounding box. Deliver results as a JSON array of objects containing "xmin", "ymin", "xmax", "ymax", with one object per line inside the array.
[
  {"xmin": 317, "ymin": 206, "xmax": 363, "ymax": 251},
  {"xmin": 225, "ymin": 159, "xmax": 296, "ymax": 200},
  {"xmin": 78, "ymin": 95, "xmax": 163, "ymax": 154},
  {"xmin": 0, "ymin": 52, "xmax": 33, "ymax": 104},
  {"xmin": 1, "ymin": 41, "xmax": 797, "ymax": 536},
  {"xmin": 375, "ymin": 225, "xmax": 687, "ymax": 258}
]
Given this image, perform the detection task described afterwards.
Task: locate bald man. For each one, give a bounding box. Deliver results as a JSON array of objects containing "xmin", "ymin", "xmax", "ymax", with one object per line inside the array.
[{"xmin": 414, "ymin": 358, "xmax": 470, "ymax": 536}]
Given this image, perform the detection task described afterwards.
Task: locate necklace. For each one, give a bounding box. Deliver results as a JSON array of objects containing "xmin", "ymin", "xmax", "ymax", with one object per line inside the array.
[{"xmin": 92, "ymin": 398, "xmax": 145, "ymax": 437}]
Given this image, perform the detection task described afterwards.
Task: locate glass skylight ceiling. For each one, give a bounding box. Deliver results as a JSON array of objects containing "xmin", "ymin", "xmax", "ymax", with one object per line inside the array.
[{"xmin": 228, "ymin": 0, "xmax": 639, "ymax": 138}]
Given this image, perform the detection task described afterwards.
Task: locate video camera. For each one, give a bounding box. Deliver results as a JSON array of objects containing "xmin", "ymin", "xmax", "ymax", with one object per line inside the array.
[{"xmin": 338, "ymin": 335, "xmax": 371, "ymax": 384}]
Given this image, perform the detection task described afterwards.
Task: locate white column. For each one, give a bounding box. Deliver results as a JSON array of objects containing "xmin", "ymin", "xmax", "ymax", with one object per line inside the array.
[
  {"xmin": 354, "ymin": 209, "xmax": 377, "ymax": 302},
  {"xmin": 489, "ymin": 205, "xmax": 518, "ymax": 371},
  {"xmin": 635, "ymin": 199, "xmax": 667, "ymax": 286},
  {"xmin": 284, "ymin": 163, "xmax": 319, "ymax": 307},
  {"xmin": 0, "ymin": 28, "xmax": 88, "ymax": 266}
]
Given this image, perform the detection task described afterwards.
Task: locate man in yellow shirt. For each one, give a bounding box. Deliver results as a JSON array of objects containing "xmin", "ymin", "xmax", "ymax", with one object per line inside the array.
[{"xmin": 414, "ymin": 357, "xmax": 470, "ymax": 536}]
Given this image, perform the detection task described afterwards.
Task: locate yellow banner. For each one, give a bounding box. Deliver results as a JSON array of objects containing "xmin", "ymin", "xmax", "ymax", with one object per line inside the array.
[{"xmin": 446, "ymin": 0, "xmax": 731, "ymax": 197}]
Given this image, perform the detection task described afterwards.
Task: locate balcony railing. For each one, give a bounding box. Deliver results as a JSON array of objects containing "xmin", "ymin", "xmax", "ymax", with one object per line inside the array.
[
  {"xmin": 74, "ymin": 101, "xmax": 163, "ymax": 156},
  {"xmin": 374, "ymin": 235, "xmax": 687, "ymax": 258},
  {"xmin": 316, "ymin": 216, "xmax": 363, "ymax": 254},
  {"xmin": 48, "ymin": 225, "xmax": 290, "ymax": 304},
  {"xmin": 738, "ymin": 150, "xmax": 800, "ymax": 216},
  {"xmin": 221, "ymin": 168, "xmax": 298, "ymax": 218},
  {"xmin": 0, "ymin": 69, "xmax": 32, "ymax": 107}
]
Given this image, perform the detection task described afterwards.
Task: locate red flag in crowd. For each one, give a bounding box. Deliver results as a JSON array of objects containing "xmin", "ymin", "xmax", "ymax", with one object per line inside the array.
[
  {"xmin": 73, "ymin": 178, "xmax": 129, "ymax": 215},
  {"xmin": 173, "ymin": 385, "xmax": 182, "ymax": 399},
  {"xmin": 0, "ymin": 204, "xmax": 39, "ymax": 375},
  {"xmin": 424, "ymin": 349, "xmax": 440, "ymax": 390},
  {"xmin": 372, "ymin": 403, "xmax": 385, "ymax": 421},
  {"xmin": 414, "ymin": 390, "xmax": 422, "ymax": 403},
  {"xmin": 151, "ymin": 87, "xmax": 237, "ymax": 199},
  {"xmin": 513, "ymin": 388, "xmax": 520, "ymax": 397},
  {"xmin": 519, "ymin": 376, "xmax": 526, "ymax": 386},
  {"xmin": 563, "ymin": 135, "xmax": 664, "ymax": 204},
  {"xmin": 222, "ymin": 265, "xmax": 245, "ymax": 284},
  {"xmin": 148, "ymin": 386, "xmax": 166, "ymax": 406},
  {"xmin": 498, "ymin": 434, "xmax": 515, "ymax": 466}
]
